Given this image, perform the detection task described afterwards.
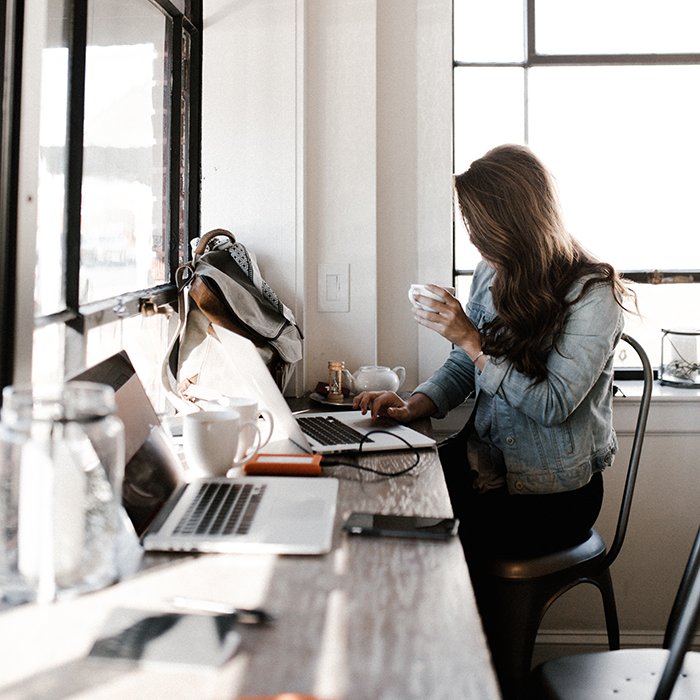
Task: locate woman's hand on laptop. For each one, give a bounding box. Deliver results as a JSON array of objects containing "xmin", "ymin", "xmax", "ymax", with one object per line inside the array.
[{"xmin": 353, "ymin": 391, "xmax": 437, "ymax": 423}]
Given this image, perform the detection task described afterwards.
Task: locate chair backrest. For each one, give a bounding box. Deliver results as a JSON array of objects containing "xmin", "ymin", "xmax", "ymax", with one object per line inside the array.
[
  {"xmin": 653, "ymin": 521, "xmax": 700, "ymax": 700},
  {"xmin": 599, "ymin": 333, "xmax": 653, "ymax": 571}
]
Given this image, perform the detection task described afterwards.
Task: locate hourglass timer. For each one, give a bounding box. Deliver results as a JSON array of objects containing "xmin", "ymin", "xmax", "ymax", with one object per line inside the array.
[{"xmin": 328, "ymin": 361, "xmax": 345, "ymax": 403}]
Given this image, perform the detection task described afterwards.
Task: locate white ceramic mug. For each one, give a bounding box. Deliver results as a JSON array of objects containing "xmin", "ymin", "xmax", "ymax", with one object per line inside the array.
[
  {"xmin": 408, "ymin": 284, "xmax": 454, "ymax": 311},
  {"xmin": 183, "ymin": 410, "xmax": 262, "ymax": 478},
  {"xmin": 213, "ymin": 396, "xmax": 275, "ymax": 455}
]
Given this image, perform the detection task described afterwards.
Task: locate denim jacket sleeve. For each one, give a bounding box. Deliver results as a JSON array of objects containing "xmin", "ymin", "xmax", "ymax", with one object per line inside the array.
[{"xmin": 413, "ymin": 260, "xmax": 624, "ymax": 494}]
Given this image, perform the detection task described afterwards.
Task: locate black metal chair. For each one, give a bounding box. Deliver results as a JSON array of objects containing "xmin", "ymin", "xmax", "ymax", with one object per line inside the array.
[
  {"xmin": 530, "ymin": 517, "xmax": 700, "ymax": 700},
  {"xmin": 471, "ymin": 334, "xmax": 653, "ymax": 700}
]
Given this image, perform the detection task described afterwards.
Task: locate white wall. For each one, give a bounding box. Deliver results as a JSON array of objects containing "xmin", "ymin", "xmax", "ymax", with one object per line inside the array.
[
  {"xmin": 201, "ymin": 0, "xmax": 453, "ymax": 397},
  {"xmin": 201, "ymin": 0, "xmax": 302, "ymax": 389}
]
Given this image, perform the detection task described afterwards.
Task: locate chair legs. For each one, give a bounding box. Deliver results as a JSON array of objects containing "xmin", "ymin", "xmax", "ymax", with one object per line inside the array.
[
  {"xmin": 472, "ymin": 568, "xmax": 621, "ymax": 700},
  {"xmin": 586, "ymin": 568, "xmax": 620, "ymax": 650},
  {"xmin": 472, "ymin": 573, "xmax": 554, "ymax": 700}
]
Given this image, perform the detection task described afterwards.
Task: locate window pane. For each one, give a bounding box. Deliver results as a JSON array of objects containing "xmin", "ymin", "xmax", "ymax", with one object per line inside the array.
[
  {"xmin": 35, "ymin": 0, "xmax": 69, "ymax": 317},
  {"xmin": 453, "ymin": 67, "xmax": 525, "ymax": 270},
  {"xmin": 81, "ymin": 0, "xmax": 167, "ymax": 304},
  {"xmin": 622, "ymin": 284, "xmax": 700, "ymax": 369},
  {"xmin": 454, "ymin": 3, "xmax": 700, "ymax": 370},
  {"xmin": 454, "ymin": 0, "xmax": 524, "ymax": 63},
  {"xmin": 536, "ymin": 0, "xmax": 700, "ymax": 55},
  {"xmin": 527, "ymin": 65, "xmax": 700, "ymax": 271},
  {"xmin": 454, "ymin": 204, "xmax": 480, "ymax": 272},
  {"xmin": 86, "ymin": 313, "xmax": 172, "ymax": 411},
  {"xmin": 453, "ymin": 67, "xmax": 525, "ymax": 174},
  {"xmin": 455, "ymin": 273, "xmax": 473, "ymax": 307},
  {"xmin": 32, "ymin": 324, "xmax": 66, "ymax": 385}
]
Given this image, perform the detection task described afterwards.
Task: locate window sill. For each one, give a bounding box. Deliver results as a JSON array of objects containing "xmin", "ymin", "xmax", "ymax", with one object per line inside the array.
[
  {"xmin": 614, "ymin": 379, "xmax": 700, "ymax": 401},
  {"xmin": 613, "ymin": 380, "xmax": 700, "ymax": 435}
]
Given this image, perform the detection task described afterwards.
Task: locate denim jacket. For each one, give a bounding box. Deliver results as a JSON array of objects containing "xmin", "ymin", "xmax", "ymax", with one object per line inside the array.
[{"xmin": 414, "ymin": 260, "xmax": 624, "ymax": 495}]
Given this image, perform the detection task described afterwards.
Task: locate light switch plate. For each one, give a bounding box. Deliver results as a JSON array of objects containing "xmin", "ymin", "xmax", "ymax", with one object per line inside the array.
[{"xmin": 317, "ymin": 263, "xmax": 349, "ymax": 312}]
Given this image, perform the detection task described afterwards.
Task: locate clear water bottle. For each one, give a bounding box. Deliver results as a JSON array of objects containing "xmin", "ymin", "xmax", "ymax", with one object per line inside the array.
[{"xmin": 0, "ymin": 381, "xmax": 125, "ymax": 604}]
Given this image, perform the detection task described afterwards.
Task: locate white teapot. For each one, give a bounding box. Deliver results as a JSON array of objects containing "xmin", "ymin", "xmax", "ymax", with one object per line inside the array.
[{"xmin": 342, "ymin": 365, "xmax": 406, "ymax": 394}]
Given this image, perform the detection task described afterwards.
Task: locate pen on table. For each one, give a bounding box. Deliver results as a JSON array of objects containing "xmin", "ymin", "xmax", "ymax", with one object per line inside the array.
[{"xmin": 170, "ymin": 596, "xmax": 275, "ymax": 624}]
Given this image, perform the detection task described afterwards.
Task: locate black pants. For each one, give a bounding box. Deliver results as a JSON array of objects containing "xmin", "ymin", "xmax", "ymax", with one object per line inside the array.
[
  {"xmin": 457, "ymin": 472, "xmax": 603, "ymax": 559},
  {"xmin": 439, "ymin": 434, "xmax": 604, "ymax": 560},
  {"xmin": 440, "ymin": 435, "xmax": 604, "ymax": 700}
]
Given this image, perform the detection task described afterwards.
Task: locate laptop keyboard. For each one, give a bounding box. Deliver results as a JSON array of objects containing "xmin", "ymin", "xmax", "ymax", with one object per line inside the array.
[
  {"xmin": 297, "ymin": 415, "xmax": 373, "ymax": 446},
  {"xmin": 173, "ymin": 482, "xmax": 266, "ymax": 536}
]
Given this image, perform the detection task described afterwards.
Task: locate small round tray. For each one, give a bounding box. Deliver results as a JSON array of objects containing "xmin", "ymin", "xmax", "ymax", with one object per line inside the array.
[{"xmin": 309, "ymin": 392, "xmax": 356, "ymax": 409}]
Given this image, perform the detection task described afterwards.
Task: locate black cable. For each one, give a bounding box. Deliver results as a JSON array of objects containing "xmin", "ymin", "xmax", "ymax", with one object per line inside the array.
[{"xmin": 321, "ymin": 430, "xmax": 421, "ymax": 477}]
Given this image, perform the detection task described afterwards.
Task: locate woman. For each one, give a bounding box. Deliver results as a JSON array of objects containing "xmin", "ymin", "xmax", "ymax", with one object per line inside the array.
[{"xmin": 353, "ymin": 144, "xmax": 635, "ymax": 559}]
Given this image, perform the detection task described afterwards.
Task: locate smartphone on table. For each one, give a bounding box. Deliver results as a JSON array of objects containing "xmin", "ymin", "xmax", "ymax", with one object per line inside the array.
[{"xmin": 342, "ymin": 512, "xmax": 459, "ymax": 540}]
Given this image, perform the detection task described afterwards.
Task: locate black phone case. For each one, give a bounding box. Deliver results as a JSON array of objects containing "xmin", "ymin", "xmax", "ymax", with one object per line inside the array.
[{"xmin": 342, "ymin": 513, "xmax": 459, "ymax": 540}]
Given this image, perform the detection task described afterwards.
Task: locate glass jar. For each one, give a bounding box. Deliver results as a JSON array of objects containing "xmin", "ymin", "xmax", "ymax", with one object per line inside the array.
[
  {"xmin": 659, "ymin": 328, "xmax": 700, "ymax": 388},
  {"xmin": 0, "ymin": 382, "xmax": 124, "ymax": 603}
]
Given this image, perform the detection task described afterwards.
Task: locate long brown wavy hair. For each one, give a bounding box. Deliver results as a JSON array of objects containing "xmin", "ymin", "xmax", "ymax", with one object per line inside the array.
[{"xmin": 454, "ymin": 144, "xmax": 634, "ymax": 383}]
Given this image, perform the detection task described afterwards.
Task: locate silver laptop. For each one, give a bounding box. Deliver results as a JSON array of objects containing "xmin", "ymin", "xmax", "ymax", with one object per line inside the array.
[
  {"xmin": 72, "ymin": 352, "xmax": 338, "ymax": 555},
  {"xmin": 210, "ymin": 326, "xmax": 436, "ymax": 455}
]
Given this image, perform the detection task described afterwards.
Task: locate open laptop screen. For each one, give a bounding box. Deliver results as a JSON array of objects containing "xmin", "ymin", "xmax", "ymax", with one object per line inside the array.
[{"xmin": 71, "ymin": 352, "xmax": 186, "ymax": 534}]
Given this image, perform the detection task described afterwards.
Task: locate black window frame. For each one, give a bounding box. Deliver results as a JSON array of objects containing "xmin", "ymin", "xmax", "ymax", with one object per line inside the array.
[
  {"xmin": 0, "ymin": 0, "xmax": 202, "ymax": 393},
  {"xmin": 452, "ymin": 0, "xmax": 700, "ymax": 376},
  {"xmin": 0, "ymin": 0, "xmax": 25, "ymax": 392}
]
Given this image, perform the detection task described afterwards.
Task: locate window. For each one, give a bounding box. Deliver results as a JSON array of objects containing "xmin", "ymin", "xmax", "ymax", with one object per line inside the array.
[
  {"xmin": 1, "ymin": 0, "xmax": 201, "ymax": 406},
  {"xmin": 453, "ymin": 0, "xmax": 700, "ymax": 368}
]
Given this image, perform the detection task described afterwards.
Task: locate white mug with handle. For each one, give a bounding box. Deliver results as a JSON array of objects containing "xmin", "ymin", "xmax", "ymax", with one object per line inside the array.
[
  {"xmin": 213, "ymin": 396, "xmax": 275, "ymax": 455},
  {"xmin": 183, "ymin": 410, "xmax": 262, "ymax": 478}
]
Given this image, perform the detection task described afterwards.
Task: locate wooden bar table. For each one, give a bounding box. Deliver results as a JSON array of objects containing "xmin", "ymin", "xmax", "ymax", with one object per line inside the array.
[{"xmin": 0, "ymin": 420, "xmax": 502, "ymax": 700}]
